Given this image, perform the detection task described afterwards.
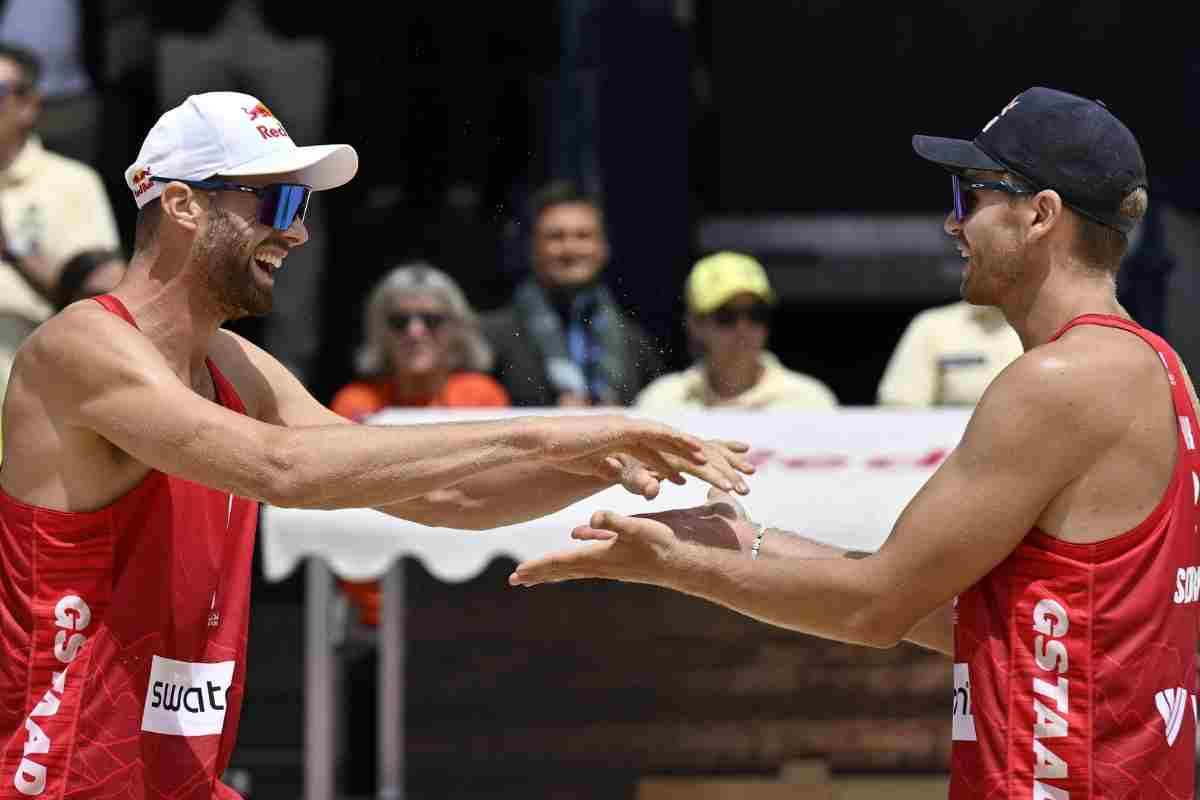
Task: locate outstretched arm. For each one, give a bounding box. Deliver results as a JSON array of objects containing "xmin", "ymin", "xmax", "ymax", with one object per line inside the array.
[
  {"xmin": 25, "ymin": 312, "xmax": 718, "ymax": 513},
  {"xmin": 511, "ymin": 352, "xmax": 1112, "ymax": 650},
  {"xmin": 211, "ymin": 327, "xmax": 752, "ymax": 524},
  {"xmin": 377, "ymin": 441, "xmax": 753, "ymax": 530}
]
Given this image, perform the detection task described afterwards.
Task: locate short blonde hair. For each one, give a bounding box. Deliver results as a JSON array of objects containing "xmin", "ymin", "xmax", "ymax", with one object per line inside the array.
[{"xmin": 355, "ymin": 262, "xmax": 493, "ymax": 376}]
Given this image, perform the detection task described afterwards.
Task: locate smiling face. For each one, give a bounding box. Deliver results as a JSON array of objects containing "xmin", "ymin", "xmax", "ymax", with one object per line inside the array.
[
  {"xmin": 945, "ymin": 170, "xmax": 1033, "ymax": 306},
  {"xmin": 194, "ymin": 174, "xmax": 309, "ymax": 319},
  {"xmin": 531, "ymin": 202, "xmax": 609, "ymax": 289}
]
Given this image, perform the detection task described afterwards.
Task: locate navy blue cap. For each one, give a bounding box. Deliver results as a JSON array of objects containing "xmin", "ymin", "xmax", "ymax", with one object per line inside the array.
[{"xmin": 913, "ymin": 87, "xmax": 1148, "ymax": 234}]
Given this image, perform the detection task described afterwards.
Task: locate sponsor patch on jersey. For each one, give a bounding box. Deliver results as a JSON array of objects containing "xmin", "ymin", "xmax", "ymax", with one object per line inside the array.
[
  {"xmin": 141, "ymin": 655, "xmax": 235, "ymax": 736},
  {"xmin": 952, "ymin": 663, "xmax": 977, "ymax": 741},
  {"xmin": 1155, "ymin": 688, "xmax": 1189, "ymax": 746}
]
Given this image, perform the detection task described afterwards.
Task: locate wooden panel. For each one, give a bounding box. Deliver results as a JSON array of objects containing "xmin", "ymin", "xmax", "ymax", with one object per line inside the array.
[{"xmin": 638, "ymin": 777, "xmax": 832, "ymax": 800}]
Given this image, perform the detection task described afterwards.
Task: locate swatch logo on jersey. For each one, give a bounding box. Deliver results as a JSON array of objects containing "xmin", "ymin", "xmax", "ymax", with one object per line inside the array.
[{"xmin": 141, "ymin": 655, "xmax": 235, "ymax": 737}]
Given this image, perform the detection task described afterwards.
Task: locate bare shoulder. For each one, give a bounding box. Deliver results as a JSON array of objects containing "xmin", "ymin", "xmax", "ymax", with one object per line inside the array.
[
  {"xmin": 968, "ymin": 324, "xmax": 1165, "ymax": 451},
  {"xmin": 15, "ymin": 303, "xmax": 159, "ymax": 399}
]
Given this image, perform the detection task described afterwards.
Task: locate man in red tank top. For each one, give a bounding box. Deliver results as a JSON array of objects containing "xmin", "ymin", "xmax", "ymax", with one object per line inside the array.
[
  {"xmin": 0, "ymin": 91, "xmax": 752, "ymax": 799},
  {"xmin": 512, "ymin": 88, "xmax": 1198, "ymax": 797}
]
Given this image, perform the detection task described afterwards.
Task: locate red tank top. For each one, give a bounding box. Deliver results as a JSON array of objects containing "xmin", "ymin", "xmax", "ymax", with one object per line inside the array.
[
  {"xmin": 0, "ymin": 295, "xmax": 257, "ymax": 799},
  {"xmin": 951, "ymin": 314, "xmax": 1200, "ymax": 799}
]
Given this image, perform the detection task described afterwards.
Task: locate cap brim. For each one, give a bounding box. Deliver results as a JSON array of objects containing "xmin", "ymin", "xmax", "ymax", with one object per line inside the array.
[
  {"xmin": 220, "ymin": 143, "xmax": 359, "ymax": 191},
  {"xmin": 912, "ymin": 135, "xmax": 1006, "ymax": 172}
]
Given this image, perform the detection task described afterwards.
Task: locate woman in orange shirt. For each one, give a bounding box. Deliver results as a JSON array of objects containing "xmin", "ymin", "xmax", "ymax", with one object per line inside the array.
[{"xmin": 331, "ymin": 262, "xmax": 509, "ymax": 624}]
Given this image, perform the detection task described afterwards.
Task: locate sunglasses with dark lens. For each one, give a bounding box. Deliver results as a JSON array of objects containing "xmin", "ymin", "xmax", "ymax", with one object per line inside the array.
[
  {"xmin": 951, "ymin": 173, "xmax": 1036, "ymax": 222},
  {"xmin": 150, "ymin": 176, "xmax": 312, "ymax": 231},
  {"xmin": 386, "ymin": 311, "xmax": 449, "ymax": 332},
  {"xmin": 711, "ymin": 303, "xmax": 772, "ymax": 327}
]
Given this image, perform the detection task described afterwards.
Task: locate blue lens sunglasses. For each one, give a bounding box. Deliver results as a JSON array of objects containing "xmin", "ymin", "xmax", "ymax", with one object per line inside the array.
[
  {"xmin": 951, "ymin": 173, "xmax": 1035, "ymax": 222},
  {"xmin": 149, "ymin": 177, "xmax": 312, "ymax": 231}
]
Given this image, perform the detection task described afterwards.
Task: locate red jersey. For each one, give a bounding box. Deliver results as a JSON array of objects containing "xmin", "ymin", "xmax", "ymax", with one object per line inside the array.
[
  {"xmin": 952, "ymin": 314, "xmax": 1200, "ymax": 799},
  {"xmin": 0, "ymin": 295, "xmax": 257, "ymax": 799}
]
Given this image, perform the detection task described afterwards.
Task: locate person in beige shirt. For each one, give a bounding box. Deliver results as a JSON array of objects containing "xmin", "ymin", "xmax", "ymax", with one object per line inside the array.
[
  {"xmin": 636, "ymin": 251, "xmax": 838, "ymax": 410},
  {"xmin": 0, "ymin": 42, "xmax": 121, "ymax": 403},
  {"xmin": 877, "ymin": 300, "xmax": 1023, "ymax": 407}
]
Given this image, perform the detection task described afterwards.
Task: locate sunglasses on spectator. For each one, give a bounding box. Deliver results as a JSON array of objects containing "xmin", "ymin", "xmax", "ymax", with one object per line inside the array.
[
  {"xmin": 951, "ymin": 173, "xmax": 1035, "ymax": 222},
  {"xmin": 710, "ymin": 303, "xmax": 771, "ymax": 327},
  {"xmin": 386, "ymin": 311, "xmax": 450, "ymax": 332},
  {"xmin": 150, "ymin": 176, "xmax": 312, "ymax": 231}
]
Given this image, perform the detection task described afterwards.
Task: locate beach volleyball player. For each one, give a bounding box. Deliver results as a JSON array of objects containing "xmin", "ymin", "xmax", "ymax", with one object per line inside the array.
[
  {"xmin": 512, "ymin": 87, "xmax": 1200, "ymax": 798},
  {"xmin": 0, "ymin": 92, "xmax": 752, "ymax": 799}
]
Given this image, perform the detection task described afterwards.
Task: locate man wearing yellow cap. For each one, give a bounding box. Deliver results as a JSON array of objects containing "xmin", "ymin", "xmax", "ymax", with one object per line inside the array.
[{"xmin": 635, "ymin": 252, "xmax": 838, "ymax": 409}]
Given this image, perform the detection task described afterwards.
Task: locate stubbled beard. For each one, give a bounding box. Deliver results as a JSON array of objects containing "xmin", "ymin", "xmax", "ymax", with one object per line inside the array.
[{"xmin": 200, "ymin": 207, "xmax": 272, "ymax": 319}]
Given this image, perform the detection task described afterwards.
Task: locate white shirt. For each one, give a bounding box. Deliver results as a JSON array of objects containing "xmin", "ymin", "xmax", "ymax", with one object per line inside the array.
[
  {"xmin": 635, "ymin": 351, "xmax": 839, "ymax": 410},
  {"xmin": 877, "ymin": 301, "xmax": 1023, "ymax": 408}
]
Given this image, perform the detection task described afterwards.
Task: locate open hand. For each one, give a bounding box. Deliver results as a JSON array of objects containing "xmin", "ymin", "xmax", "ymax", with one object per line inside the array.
[
  {"xmin": 558, "ymin": 438, "xmax": 755, "ymax": 499},
  {"xmin": 509, "ymin": 487, "xmax": 758, "ymax": 588}
]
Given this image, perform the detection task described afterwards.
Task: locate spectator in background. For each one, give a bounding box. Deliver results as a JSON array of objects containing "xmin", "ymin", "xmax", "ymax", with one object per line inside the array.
[
  {"xmin": 0, "ymin": 0, "xmax": 101, "ymax": 167},
  {"xmin": 876, "ymin": 301, "xmax": 1023, "ymax": 408},
  {"xmin": 331, "ymin": 262, "xmax": 509, "ymax": 625},
  {"xmin": 636, "ymin": 251, "xmax": 838, "ymax": 409},
  {"xmin": 53, "ymin": 247, "xmax": 126, "ymax": 309},
  {"xmin": 0, "ymin": 41, "xmax": 120, "ymax": 403},
  {"xmin": 483, "ymin": 180, "xmax": 663, "ymax": 407}
]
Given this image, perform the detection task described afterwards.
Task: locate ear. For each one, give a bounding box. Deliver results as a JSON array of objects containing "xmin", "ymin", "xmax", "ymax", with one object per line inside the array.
[
  {"xmin": 1027, "ymin": 189, "xmax": 1064, "ymax": 243},
  {"xmin": 158, "ymin": 181, "xmax": 205, "ymax": 234}
]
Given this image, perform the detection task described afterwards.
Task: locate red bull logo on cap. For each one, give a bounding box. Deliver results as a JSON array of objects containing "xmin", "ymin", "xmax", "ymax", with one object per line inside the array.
[
  {"xmin": 130, "ymin": 166, "xmax": 154, "ymax": 198},
  {"xmin": 242, "ymin": 101, "xmax": 290, "ymax": 141},
  {"xmin": 242, "ymin": 102, "xmax": 274, "ymax": 122}
]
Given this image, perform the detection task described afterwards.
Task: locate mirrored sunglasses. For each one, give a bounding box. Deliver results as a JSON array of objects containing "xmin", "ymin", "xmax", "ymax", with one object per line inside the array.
[
  {"xmin": 950, "ymin": 173, "xmax": 1035, "ymax": 222},
  {"xmin": 150, "ymin": 177, "xmax": 312, "ymax": 231}
]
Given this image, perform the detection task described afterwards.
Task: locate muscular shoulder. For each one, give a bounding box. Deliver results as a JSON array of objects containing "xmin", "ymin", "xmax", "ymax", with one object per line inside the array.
[
  {"xmin": 972, "ymin": 325, "xmax": 1163, "ymax": 453},
  {"xmin": 19, "ymin": 303, "xmax": 148, "ymax": 383}
]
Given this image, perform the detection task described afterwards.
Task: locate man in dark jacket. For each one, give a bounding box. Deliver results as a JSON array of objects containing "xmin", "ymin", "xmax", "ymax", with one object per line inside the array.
[{"xmin": 483, "ymin": 180, "xmax": 663, "ymax": 407}]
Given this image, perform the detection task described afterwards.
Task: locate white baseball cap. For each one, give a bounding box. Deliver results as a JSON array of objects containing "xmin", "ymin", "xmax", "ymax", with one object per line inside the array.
[{"xmin": 125, "ymin": 92, "xmax": 359, "ymax": 209}]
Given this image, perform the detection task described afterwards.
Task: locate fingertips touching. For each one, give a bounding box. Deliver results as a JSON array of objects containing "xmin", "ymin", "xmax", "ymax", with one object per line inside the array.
[{"xmin": 572, "ymin": 525, "xmax": 617, "ymax": 541}]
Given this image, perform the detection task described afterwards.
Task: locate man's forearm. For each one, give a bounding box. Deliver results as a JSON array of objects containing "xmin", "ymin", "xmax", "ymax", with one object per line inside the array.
[
  {"xmin": 676, "ymin": 526, "xmax": 952, "ymax": 654},
  {"xmin": 376, "ymin": 463, "xmax": 612, "ymax": 529},
  {"xmin": 271, "ymin": 417, "xmax": 555, "ymax": 509}
]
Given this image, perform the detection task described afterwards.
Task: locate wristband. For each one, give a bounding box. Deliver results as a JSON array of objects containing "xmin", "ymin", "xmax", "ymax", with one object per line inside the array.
[{"xmin": 750, "ymin": 523, "xmax": 767, "ymax": 560}]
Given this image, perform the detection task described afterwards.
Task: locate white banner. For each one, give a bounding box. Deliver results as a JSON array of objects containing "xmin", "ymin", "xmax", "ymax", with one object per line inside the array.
[{"xmin": 260, "ymin": 408, "xmax": 972, "ymax": 583}]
